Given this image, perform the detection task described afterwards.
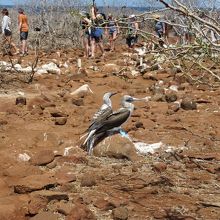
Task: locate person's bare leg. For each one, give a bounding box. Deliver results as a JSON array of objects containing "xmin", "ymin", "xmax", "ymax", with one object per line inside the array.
[
  {"xmin": 82, "ymin": 37, "xmax": 87, "ymax": 57},
  {"xmin": 91, "ymin": 39, "xmax": 95, "ymax": 58},
  {"xmin": 25, "ymin": 40, "xmax": 28, "ymax": 53},
  {"xmin": 4, "ymin": 36, "xmax": 18, "ymax": 54},
  {"xmin": 21, "ymin": 39, "xmax": 27, "ymax": 54},
  {"xmin": 11, "ymin": 42, "xmax": 19, "ymax": 54},
  {"xmin": 98, "ymin": 41, "xmax": 105, "ymax": 57},
  {"xmin": 111, "ymin": 32, "xmax": 117, "ymax": 51},
  {"xmin": 85, "ymin": 38, "xmax": 90, "ymax": 58}
]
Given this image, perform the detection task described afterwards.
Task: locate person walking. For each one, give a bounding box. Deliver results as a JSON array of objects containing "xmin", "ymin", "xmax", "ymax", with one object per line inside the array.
[
  {"xmin": 107, "ymin": 14, "xmax": 119, "ymax": 51},
  {"xmin": 79, "ymin": 11, "xmax": 92, "ymax": 58},
  {"xmin": 154, "ymin": 15, "xmax": 165, "ymax": 39},
  {"xmin": 90, "ymin": 6, "xmax": 105, "ymax": 58},
  {"xmin": 126, "ymin": 15, "xmax": 139, "ymax": 48},
  {"xmin": 1, "ymin": 8, "xmax": 19, "ymax": 55},
  {"xmin": 18, "ymin": 8, "xmax": 29, "ymax": 56}
]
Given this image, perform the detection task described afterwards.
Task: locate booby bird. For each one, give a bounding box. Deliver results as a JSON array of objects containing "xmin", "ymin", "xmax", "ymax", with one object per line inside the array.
[
  {"xmin": 82, "ymin": 92, "xmax": 117, "ymax": 151},
  {"xmin": 86, "ymin": 95, "xmax": 144, "ymax": 154}
]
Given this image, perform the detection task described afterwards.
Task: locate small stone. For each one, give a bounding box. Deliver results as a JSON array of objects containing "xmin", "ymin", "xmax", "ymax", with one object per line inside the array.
[
  {"xmin": 50, "ymin": 110, "xmax": 68, "ymax": 117},
  {"xmin": 16, "ymin": 96, "xmax": 26, "ymax": 106},
  {"xmin": 56, "ymin": 201, "xmax": 73, "ymax": 215},
  {"xmin": 112, "ymin": 206, "xmax": 128, "ymax": 220},
  {"xmin": 153, "ymin": 209, "xmax": 167, "ymax": 219},
  {"xmin": 71, "ymin": 98, "xmax": 84, "ymax": 106},
  {"xmin": 152, "ymin": 162, "xmax": 167, "ymax": 172},
  {"xmin": 47, "ymin": 160, "xmax": 57, "ymax": 169},
  {"xmin": 143, "ymin": 71, "xmax": 158, "ymax": 80},
  {"xmin": 30, "ymin": 211, "xmax": 59, "ymax": 220},
  {"xmin": 168, "ymin": 103, "xmax": 180, "ymax": 112},
  {"xmin": 93, "ymin": 198, "xmax": 115, "ymax": 211},
  {"xmin": 181, "ymin": 98, "xmax": 197, "ymax": 110},
  {"xmin": 151, "ymin": 94, "xmax": 165, "ymax": 102},
  {"xmin": 55, "ymin": 172, "xmax": 76, "ymax": 185},
  {"xmin": 151, "ymin": 63, "xmax": 159, "ymax": 71},
  {"xmin": 31, "ymin": 190, "xmax": 69, "ymax": 202},
  {"xmin": 81, "ymin": 173, "xmax": 97, "ymax": 187},
  {"xmin": 31, "ymin": 107, "xmax": 43, "ymax": 115},
  {"xmin": 30, "ymin": 150, "xmax": 55, "ymax": 166},
  {"xmin": 28, "ymin": 197, "xmax": 48, "ymax": 215},
  {"xmin": 0, "ymin": 120, "xmax": 8, "ymax": 126},
  {"xmin": 55, "ymin": 117, "xmax": 67, "ymax": 125},
  {"xmin": 135, "ymin": 121, "xmax": 144, "ymax": 129},
  {"xmin": 67, "ymin": 203, "xmax": 96, "ymax": 220},
  {"xmin": 165, "ymin": 93, "xmax": 177, "ymax": 103}
]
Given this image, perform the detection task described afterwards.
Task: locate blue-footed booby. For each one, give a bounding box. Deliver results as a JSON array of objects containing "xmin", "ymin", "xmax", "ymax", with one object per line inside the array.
[
  {"xmin": 82, "ymin": 92, "xmax": 117, "ymax": 151},
  {"xmin": 85, "ymin": 95, "xmax": 145, "ymax": 154}
]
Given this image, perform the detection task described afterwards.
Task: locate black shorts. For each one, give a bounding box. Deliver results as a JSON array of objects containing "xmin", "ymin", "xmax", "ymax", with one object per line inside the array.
[
  {"xmin": 20, "ymin": 32, "xmax": 28, "ymax": 41},
  {"xmin": 4, "ymin": 29, "xmax": 12, "ymax": 36}
]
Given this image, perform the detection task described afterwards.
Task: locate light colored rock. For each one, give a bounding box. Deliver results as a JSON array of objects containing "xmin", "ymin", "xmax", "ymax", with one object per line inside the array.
[
  {"xmin": 131, "ymin": 69, "xmax": 139, "ymax": 77},
  {"xmin": 93, "ymin": 134, "xmax": 139, "ymax": 161},
  {"xmin": 55, "ymin": 117, "xmax": 67, "ymax": 125},
  {"xmin": 21, "ymin": 66, "xmax": 32, "ymax": 73},
  {"xmin": 41, "ymin": 62, "xmax": 61, "ymax": 74},
  {"xmin": 18, "ymin": 153, "xmax": 31, "ymax": 162},
  {"xmin": 70, "ymin": 84, "xmax": 93, "ymax": 97},
  {"xmin": 101, "ymin": 63, "xmax": 120, "ymax": 73},
  {"xmin": 36, "ymin": 68, "xmax": 48, "ymax": 74}
]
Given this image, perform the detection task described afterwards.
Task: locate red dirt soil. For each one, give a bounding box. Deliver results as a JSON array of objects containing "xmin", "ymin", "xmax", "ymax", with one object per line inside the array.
[{"xmin": 0, "ymin": 44, "xmax": 220, "ymax": 220}]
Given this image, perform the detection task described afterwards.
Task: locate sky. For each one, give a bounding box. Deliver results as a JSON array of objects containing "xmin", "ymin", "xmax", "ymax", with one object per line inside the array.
[
  {"xmin": 1, "ymin": 0, "xmax": 14, "ymax": 5},
  {"xmin": 1, "ymin": 0, "xmax": 219, "ymax": 7}
]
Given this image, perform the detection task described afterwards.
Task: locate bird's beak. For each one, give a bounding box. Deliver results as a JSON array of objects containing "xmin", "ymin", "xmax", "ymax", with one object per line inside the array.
[
  {"xmin": 110, "ymin": 92, "xmax": 117, "ymax": 97},
  {"xmin": 132, "ymin": 97, "xmax": 145, "ymax": 101}
]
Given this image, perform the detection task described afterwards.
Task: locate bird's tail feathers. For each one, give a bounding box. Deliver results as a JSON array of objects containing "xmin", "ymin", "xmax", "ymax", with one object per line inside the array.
[{"xmin": 83, "ymin": 129, "xmax": 96, "ymax": 146}]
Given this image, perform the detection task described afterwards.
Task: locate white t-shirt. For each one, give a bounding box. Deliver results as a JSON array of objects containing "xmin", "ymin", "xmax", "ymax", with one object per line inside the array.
[{"xmin": 2, "ymin": 15, "xmax": 11, "ymax": 33}]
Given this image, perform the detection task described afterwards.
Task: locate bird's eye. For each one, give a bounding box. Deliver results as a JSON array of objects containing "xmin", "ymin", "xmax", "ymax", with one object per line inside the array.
[{"xmin": 127, "ymin": 97, "xmax": 133, "ymax": 102}]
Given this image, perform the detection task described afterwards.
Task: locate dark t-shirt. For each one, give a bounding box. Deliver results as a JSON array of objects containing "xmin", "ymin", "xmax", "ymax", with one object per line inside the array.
[{"xmin": 155, "ymin": 21, "xmax": 164, "ymax": 31}]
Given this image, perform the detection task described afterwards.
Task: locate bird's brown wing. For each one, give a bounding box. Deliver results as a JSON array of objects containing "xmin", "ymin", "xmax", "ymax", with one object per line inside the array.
[
  {"xmin": 87, "ymin": 106, "xmax": 113, "ymax": 131},
  {"xmin": 96, "ymin": 109, "xmax": 130, "ymax": 134}
]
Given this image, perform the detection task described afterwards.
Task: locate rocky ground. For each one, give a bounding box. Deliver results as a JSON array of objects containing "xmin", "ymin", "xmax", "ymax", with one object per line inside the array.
[{"xmin": 0, "ymin": 43, "xmax": 220, "ymax": 220}]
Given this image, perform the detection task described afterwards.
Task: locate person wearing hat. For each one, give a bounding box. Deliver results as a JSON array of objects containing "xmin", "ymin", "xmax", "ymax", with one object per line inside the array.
[
  {"xmin": 126, "ymin": 14, "xmax": 139, "ymax": 48},
  {"xmin": 18, "ymin": 8, "xmax": 29, "ymax": 56},
  {"xmin": 1, "ymin": 8, "xmax": 19, "ymax": 55}
]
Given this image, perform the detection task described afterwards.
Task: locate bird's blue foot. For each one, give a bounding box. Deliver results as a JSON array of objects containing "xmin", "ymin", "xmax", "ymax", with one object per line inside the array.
[{"xmin": 119, "ymin": 129, "xmax": 129, "ymax": 138}]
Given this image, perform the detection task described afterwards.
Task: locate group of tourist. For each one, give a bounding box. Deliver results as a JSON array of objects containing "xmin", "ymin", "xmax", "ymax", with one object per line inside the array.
[
  {"xmin": 1, "ymin": 6, "xmax": 168, "ymax": 59},
  {"xmin": 79, "ymin": 6, "xmax": 120, "ymax": 58},
  {"xmin": 80, "ymin": 6, "xmax": 142, "ymax": 58},
  {"xmin": 1, "ymin": 8, "xmax": 28, "ymax": 56}
]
